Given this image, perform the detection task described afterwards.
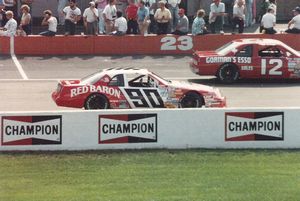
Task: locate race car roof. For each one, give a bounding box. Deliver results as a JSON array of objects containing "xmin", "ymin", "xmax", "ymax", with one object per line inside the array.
[
  {"xmin": 102, "ymin": 67, "xmax": 150, "ymax": 76},
  {"xmin": 232, "ymin": 38, "xmax": 285, "ymax": 46}
]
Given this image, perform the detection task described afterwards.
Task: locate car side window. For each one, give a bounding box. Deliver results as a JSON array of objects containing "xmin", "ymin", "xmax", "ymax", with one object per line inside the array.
[
  {"xmin": 128, "ymin": 74, "xmax": 151, "ymax": 87},
  {"xmin": 235, "ymin": 45, "xmax": 253, "ymax": 57},
  {"xmin": 258, "ymin": 47, "xmax": 283, "ymax": 57},
  {"xmin": 108, "ymin": 74, "xmax": 124, "ymax": 87}
]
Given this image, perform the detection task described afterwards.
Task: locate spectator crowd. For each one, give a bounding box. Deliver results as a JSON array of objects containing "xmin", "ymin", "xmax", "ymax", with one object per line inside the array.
[{"xmin": 0, "ymin": 0, "xmax": 299, "ymax": 37}]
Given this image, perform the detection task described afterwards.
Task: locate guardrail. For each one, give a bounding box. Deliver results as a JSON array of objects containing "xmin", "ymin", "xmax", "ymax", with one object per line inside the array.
[
  {"xmin": 0, "ymin": 34, "xmax": 299, "ymax": 55},
  {"xmin": 0, "ymin": 108, "xmax": 296, "ymax": 151}
]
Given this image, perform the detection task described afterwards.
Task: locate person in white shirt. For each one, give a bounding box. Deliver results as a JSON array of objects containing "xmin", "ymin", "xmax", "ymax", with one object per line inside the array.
[
  {"xmin": 261, "ymin": 7, "xmax": 276, "ymax": 34},
  {"xmin": 0, "ymin": 10, "xmax": 17, "ymax": 36},
  {"xmin": 63, "ymin": 0, "xmax": 81, "ymax": 35},
  {"xmin": 103, "ymin": 0, "xmax": 117, "ymax": 34},
  {"xmin": 112, "ymin": 10, "xmax": 127, "ymax": 35},
  {"xmin": 154, "ymin": 1, "xmax": 171, "ymax": 34},
  {"xmin": 285, "ymin": 6, "xmax": 300, "ymax": 34},
  {"xmin": 167, "ymin": 0, "xmax": 180, "ymax": 32},
  {"xmin": 209, "ymin": 0, "xmax": 227, "ymax": 34},
  {"xmin": 83, "ymin": 1, "xmax": 99, "ymax": 35},
  {"xmin": 39, "ymin": 10, "xmax": 57, "ymax": 36},
  {"xmin": 232, "ymin": 0, "xmax": 246, "ymax": 33}
]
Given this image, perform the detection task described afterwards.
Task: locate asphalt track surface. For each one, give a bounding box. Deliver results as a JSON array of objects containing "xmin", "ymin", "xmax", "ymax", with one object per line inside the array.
[{"xmin": 1, "ymin": 54, "xmax": 300, "ymax": 111}]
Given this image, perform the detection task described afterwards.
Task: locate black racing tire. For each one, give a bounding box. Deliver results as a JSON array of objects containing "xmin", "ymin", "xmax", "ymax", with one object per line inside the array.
[
  {"xmin": 179, "ymin": 92, "xmax": 204, "ymax": 108},
  {"xmin": 217, "ymin": 63, "xmax": 239, "ymax": 84},
  {"xmin": 84, "ymin": 94, "xmax": 109, "ymax": 110}
]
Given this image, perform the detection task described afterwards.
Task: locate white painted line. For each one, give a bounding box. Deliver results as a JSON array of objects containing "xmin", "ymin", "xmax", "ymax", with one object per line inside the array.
[{"xmin": 10, "ymin": 37, "xmax": 28, "ymax": 80}]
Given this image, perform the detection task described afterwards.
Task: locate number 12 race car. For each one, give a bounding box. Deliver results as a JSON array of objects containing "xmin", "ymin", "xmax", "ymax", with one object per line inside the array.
[
  {"xmin": 190, "ymin": 38, "xmax": 300, "ymax": 83},
  {"xmin": 52, "ymin": 68, "xmax": 226, "ymax": 109}
]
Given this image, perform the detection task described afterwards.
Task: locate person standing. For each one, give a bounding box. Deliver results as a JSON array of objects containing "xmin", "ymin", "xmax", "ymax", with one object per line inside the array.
[
  {"xmin": 57, "ymin": 0, "xmax": 68, "ymax": 25},
  {"xmin": 232, "ymin": 0, "xmax": 245, "ymax": 33},
  {"xmin": 126, "ymin": 0, "xmax": 138, "ymax": 34},
  {"xmin": 0, "ymin": 10, "xmax": 17, "ymax": 36},
  {"xmin": 261, "ymin": 7, "xmax": 276, "ymax": 34},
  {"xmin": 63, "ymin": 0, "xmax": 81, "ymax": 35},
  {"xmin": 19, "ymin": 4, "xmax": 31, "ymax": 35},
  {"xmin": 172, "ymin": 8, "xmax": 188, "ymax": 35},
  {"xmin": 137, "ymin": 0, "xmax": 150, "ymax": 35},
  {"xmin": 209, "ymin": 0, "xmax": 227, "ymax": 34},
  {"xmin": 83, "ymin": 1, "xmax": 99, "ymax": 35},
  {"xmin": 145, "ymin": 0, "xmax": 157, "ymax": 34},
  {"xmin": 95, "ymin": 0, "xmax": 107, "ymax": 34},
  {"xmin": 285, "ymin": 6, "xmax": 300, "ymax": 34},
  {"xmin": 154, "ymin": 0, "xmax": 171, "ymax": 35},
  {"xmin": 103, "ymin": 0, "xmax": 117, "ymax": 34},
  {"xmin": 39, "ymin": 10, "xmax": 57, "ymax": 36},
  {"xmin": 192, "ymin": 9, "xmax": 208, "ymax": 35},
  {"xmin": 167, "ymin": 0, "xmax": 180, "ymax": 32}
]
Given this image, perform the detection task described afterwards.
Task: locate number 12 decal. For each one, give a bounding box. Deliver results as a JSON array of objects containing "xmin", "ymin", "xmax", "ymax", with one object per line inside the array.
[{"xmin": 261, "ymin": 59, "xmax": 283, "ymax": 75}]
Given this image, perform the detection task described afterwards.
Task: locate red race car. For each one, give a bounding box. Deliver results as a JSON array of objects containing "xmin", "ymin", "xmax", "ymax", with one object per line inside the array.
[
  {"xmin": 52, "ymin": 68, "xmax": 226, "ymax": 109},
  {"xmin": 190, "ymin": 38, "xmax": 300, "ymax": 83}
]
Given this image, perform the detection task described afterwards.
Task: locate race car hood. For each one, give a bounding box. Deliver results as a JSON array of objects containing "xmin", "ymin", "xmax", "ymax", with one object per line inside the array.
[{"xmin": 169, "ymin": 80, "xmax": 215, "ymax": 92}]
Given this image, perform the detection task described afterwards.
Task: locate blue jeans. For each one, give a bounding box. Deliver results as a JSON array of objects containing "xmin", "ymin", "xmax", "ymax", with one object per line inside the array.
[
  {"xmin": 168, "ymin": 5, "xmax": 179, "ymax": 31},
  {"xmin": 57, "ymin": 0, "xmax": 68, "ymax": 25},
  {"xmin": 98, "ymin": 8, "xmax": 105, "ymax": 33},
  {"xmin": 245, "ymin": 0, "xmax": 253, "ymax": 27}
]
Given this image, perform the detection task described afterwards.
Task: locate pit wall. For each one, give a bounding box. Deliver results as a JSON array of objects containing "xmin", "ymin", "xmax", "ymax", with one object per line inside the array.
[
  {"xmin": 0, "ymin": 108, "xmax": 297, "ymax": 151},
  {"xmin": 0, "ymin": 34, "xmax": 299, "ymax": 55}
]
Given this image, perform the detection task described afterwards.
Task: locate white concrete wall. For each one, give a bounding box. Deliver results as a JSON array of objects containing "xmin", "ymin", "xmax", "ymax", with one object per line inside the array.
[{"xmin": 0, "ymin": 107, "xmax": 298, "ymax": 151}]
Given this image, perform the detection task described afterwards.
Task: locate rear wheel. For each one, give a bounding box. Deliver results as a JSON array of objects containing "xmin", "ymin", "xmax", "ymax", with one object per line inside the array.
[
  {"xmin": 217, "ymin": 63, "xmax": 239, "ymax": 84},
  {"xmin": 180, "ymin": 92, "xmax": 204, "ymax": 108},
  {"xmin": 84, "ymin": 94, "xmax": 109, "ymax": 110}
]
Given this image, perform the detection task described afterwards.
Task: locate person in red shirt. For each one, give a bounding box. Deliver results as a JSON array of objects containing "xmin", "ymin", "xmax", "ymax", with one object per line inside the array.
[{"xmin": 125, "ymin": 0, "xmax": 138, "ymax": 34}]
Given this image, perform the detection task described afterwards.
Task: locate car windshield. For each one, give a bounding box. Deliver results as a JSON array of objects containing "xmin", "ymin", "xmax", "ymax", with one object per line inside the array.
[
  {"xmin": 216, "ymin": 42, "xmax": 239, "ymax": 56},
  {"xmin": 281, "ymin": 43, "xmax": 300, "ymax": 57},
  {"xmin": 80, "ymin": 71, "xmax": 103, "ymax": 85},
  {"xmin": 151, "ymin": 72, "xmax": 171, "ymax": 84}
]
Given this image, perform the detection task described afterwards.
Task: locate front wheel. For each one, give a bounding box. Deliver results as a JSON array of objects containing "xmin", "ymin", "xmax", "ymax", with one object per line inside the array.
[
  {"xmin": 84, "ymin": 94, "xmax": 109, "ymax": 110},
  {"xmin": 179, "ymin": 92, "xmax": 204, "ymax": 108},
  {"xmin": 217, "ymin": 63, "xmax": 239, "ymax": 84}
]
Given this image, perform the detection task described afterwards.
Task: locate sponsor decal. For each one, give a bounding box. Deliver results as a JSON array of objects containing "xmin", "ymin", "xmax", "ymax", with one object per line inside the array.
[
  {"xmin": 225, "ymin": 112, "xmax": 284, "ymax": 141},
  {"xmin": 206, "ymin": 57, "xmax": 251, "ymax": 64},
  {"xmin": 1, "ymin": 116, "xmax": 62, "ymax": 145},
  {"xmin": 241, "ymin": 66, "xmax": 253, "ymax": 71},
  {"xmin": 99, "ymin": 114, "xmax": 157, "ymax": 144},
  {"xmin": 70, "ymin": 85, "xmax": 121, "ymax": 98}
]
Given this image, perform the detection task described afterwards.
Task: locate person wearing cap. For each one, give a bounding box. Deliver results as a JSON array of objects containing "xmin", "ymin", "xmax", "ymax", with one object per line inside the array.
[
  {"xmin": 167, "ymin": 0, "xmax": 181, "ymax": 32},
  {"xmin": 285, "ymin": 7, "xmax": 300, "ymax": 34},
  {"xmin": 261, "ymin": 7, "xmax": 276, "ymax": 34},
  {"xmin": 154, "ymin": 0, "xmax": 171, "ymax": 35},
  {"xmin": 172, "ymin": 8, "xmax": 188, "ymax": 35},
  {"xmin": 83, "ymin": 1, "xmax": 99, "ymax": 35},
  {"xmin": 63, "ymin": 0, "xmax": 81, "ymax": 35},
  {"xmin": 209, "ymin": 0, "xmax": 227, "ymax": 34},
  {"xmin": 39, "ymin": 10, "xmax": 57, "ymax": 36},
  {"xmin": 0, "ymin": 10, "xmax": 17, "ymax": 36}
]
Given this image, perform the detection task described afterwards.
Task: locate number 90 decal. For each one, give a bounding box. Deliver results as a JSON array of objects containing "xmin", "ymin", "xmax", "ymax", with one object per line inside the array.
[{"xmin": 160, "ymin": 36, "xmax": 193, "ymax": 51}]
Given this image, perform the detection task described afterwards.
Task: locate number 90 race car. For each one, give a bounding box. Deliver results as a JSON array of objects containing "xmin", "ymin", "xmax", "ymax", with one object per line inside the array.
[
  {"xmin": 190, "ymin": 38, "xmax": 300, "ymax": 83},
  {"xmin": 52, "ymin": 68, "xmax": 226, "ymax": 109}
]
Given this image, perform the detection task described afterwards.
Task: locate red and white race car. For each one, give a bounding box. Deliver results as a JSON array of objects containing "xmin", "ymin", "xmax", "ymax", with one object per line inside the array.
[
  {"xmin": 190, "ymin": 38, "xmax": 300, "ymax": 83},
  {"xmin": 52, "ymin": 68, "xmax": 226, "ymax": 109}
]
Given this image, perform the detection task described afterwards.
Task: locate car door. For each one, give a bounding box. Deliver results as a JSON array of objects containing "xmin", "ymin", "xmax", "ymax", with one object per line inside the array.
[
  {"xmin": 122, "ymin": 73, "xmax": 164, "ymax": 108},
  {"xmin": 257, "ymin": 46, "xmax": 287, "ymax": 79}
]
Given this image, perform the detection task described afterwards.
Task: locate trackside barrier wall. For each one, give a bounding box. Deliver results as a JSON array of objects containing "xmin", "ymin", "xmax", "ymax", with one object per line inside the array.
[
  {"xmin": 0, "ymin": 34, "xmax": 299, "ymax": 55},
  {"xmin": 0, "ymin": 108, "xmax": 298, "ymax": 151}
]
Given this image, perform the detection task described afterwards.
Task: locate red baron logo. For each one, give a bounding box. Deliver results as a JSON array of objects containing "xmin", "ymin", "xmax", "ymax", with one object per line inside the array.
[
  {"xmin": 99, "ymin": 114, "xmax": 157, "ymax": 144},
  {"xmin": 225, "ymin": 112, "xmax": 284, "ymax": 141},
  {"xmin": 1, "ymin": 116, "xmax": 62, "ymax": 146}
]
